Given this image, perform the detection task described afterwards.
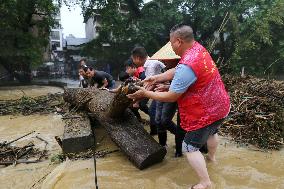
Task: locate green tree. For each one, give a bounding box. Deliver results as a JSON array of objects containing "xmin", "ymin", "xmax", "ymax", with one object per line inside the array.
[
  {"xmin": 0, "ymin": 0, "xmax": 58, "ymax": 82},
  {"xmin": 74, "ymin": 0, "xmax": 284, "ymax": 76},
  {"xmin": 226, "ymin": 0, "xmax": 284, "ymax": 75},
  {"xmin": 76, "ymin": 0, "xmax": 184, "ymax": 75},
  {"xmin": 177, "ymin": 0, "xmax": 284, "ymax": 74}
]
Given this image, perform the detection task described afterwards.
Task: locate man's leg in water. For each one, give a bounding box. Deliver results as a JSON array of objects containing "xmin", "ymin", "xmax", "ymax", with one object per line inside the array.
[
  {"xmin": 206, "ymin": 133, "xmax": 218, "ymax": 162},
  {"xmin": 182, "ymin": 119, "xmax": 224, "ymax": 188},
  {"xmin": 183, "ymin": 143, "xmax": 211, "ymax": 189}
]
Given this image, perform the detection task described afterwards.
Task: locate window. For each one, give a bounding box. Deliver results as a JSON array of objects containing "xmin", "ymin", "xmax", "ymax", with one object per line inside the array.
[
  {"xmin": 51, "ymin": 31, "xmax": 60, "ymax": 40},
  {"xmin": 53, "ymin": 19, "xmax": 61, "ymax": 29},
  {"xmin": 51, "ymin": 41, "xmax": 61, "ymax": 50}
]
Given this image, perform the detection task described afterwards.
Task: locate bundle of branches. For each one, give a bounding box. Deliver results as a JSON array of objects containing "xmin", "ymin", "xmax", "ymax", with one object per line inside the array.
[
  {"xmin": 0, "ymin": 142, "xmax": 47, "ymax": 166},
  {"xmin": 221, "ymin": 75, "xmax": 284, "ymax": 150},
  {"xmin": 0, "ymin": 93, "xmax": 64, "ymax": 115}
]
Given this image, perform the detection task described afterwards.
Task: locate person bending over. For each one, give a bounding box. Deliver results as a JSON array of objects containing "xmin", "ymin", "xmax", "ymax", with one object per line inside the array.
[{"xmin": 85, "ymin": 67, "xmax": 115, "ymax": 89}]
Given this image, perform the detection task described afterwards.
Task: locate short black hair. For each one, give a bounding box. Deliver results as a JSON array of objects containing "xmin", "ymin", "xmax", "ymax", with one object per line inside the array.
[
  {"xmin": 170, "ymin": 24, "xmax": 194, "ymax": 42},
  {"xmin": 81, "ymin": 65, "xmax": 88, "ymax": 72},
  {"xmin": 124, "ymin": 59, "xmax": 137, "ymax": 68},
  {"xmin": 131, "ymin": 46, "xmax": 148, "ymax": 58},
  {"xmin": 83, "ymin": 66, "xmax": 93, "ymax": 72},
  {"xmin": 119, "ymin": 71, "xmax": 130, "ymax": 82},
  {"xmin": 170, "ymin": 23, "xmax": 187, "ymax": 33}
]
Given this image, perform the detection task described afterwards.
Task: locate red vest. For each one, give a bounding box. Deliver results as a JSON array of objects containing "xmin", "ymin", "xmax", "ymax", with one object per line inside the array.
[
  {"xmin": 134, "ymin": 66, "xmax": 144, "ymax": 79},
  {"xmin": 177, "ymin": 41, "xmax": 230, "ymax": 132}
]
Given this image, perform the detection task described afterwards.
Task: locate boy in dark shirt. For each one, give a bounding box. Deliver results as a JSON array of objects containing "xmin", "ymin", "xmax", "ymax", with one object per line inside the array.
[
  {"xmin": 124, "ymin": 59, "xmax": 149, "ymax": 122},
  {"xmin": 125, "ymin": 59, "xmax": 146, "ymax": 80},
  {"xmin": 85, "ymin": 67, "xmax": 115, "ymax": 89},
  {"xmin": 109, "ymin": 59, "xmax": 150, "ymax": 123}
]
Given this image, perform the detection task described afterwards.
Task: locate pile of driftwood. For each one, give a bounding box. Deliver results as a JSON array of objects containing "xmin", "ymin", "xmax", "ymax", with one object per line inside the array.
[
  {"xmin": 221, "ymin": 75, "xmax": 284, "ymax": 150},
  {"xmin": 0, "ymin": 93, "xmax": 64, "ymax": 115},
  {"xmin": 0, "ymin": 131, "xmax": 48, "ymax": 166}
]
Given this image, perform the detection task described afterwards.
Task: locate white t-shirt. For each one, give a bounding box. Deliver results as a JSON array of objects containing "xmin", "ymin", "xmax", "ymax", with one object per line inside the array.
[
  {"xmin": 144, "ymin": 59, "xmax": 165, "ymax": 77},
  {"xmin": 79, "ymin": 75, "xmax": 84, "ymax": 81}
]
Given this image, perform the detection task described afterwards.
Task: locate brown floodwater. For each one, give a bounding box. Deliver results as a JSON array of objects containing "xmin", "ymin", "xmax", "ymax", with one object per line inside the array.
[
  {"xmin": 0, "ymin": 85, "xmax": 63, "ymax": 100},
  {"xmin": 0, "ymin": 85, "xmax": 283, "ymax": 189}
]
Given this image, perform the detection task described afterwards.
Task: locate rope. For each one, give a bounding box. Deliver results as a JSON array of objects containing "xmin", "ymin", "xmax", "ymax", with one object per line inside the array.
[
  {"xmin": 92, "ymin": 128, "xmax": 99, "ymax": 189},
  {"xmin": 93, "ymin": 148, "xmax": 99, "ymax": 189},
  {"xmin": 209, "ymin": 12, "xmax": 230, "ymax": 53}
]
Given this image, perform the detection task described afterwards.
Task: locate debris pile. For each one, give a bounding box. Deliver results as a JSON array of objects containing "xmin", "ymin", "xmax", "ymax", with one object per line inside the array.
[
  {"xmin": 0, "ymin": 93, "xmax": 64, "ymax": 115},
  {"xmin": 221, "ymin": 75, "xmax": 284, "ymax": 150},
  {"xmin": 0, "ymin": 132, "xmax": 48, "ymax": 166}
]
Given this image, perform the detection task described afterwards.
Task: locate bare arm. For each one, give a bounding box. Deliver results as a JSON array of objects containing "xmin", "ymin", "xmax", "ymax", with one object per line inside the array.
[
  {"xmin": 155, "ymin": 68, "xmax": 175, "ymax": 82},
  {"xmin": 109, "ymin": 85, "xmax": 121, "ymax": 93},
  {"xmin": 101, "ymin": 78, "xmax": 109, "ymax": 88},
  {"xmin": 143, "ymin": 68, "xmax": 175, "ymax": 89},
  {"xmin": 127, "ymin": 86, "xmax": 182, "ymax": 103},
  {"xmin": 144, "ymin": 90, "xmax": 181, "ymax": 102}
]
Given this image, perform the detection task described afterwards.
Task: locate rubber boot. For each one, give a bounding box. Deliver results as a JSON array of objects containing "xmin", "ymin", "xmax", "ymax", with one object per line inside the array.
[
  {"xmin": 175, "ymin": 121, "xmax": 186, "ymax": 157},
  {"xmin": 158, "ymin": 132, "xmax": 167, "ymax": 146},
  {"xmin": 149, "ymin": 124, "xmax": 157, "ymax": 135}
]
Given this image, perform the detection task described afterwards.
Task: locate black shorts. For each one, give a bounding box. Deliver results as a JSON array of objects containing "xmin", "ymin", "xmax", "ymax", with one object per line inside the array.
[{"xmin": 182, "ymin": 118, "xmax": 225, "ymax": 152}]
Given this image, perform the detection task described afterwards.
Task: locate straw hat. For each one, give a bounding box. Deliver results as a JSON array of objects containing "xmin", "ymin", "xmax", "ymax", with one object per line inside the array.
[{"xmin": 150, "ymin": 42, "xmax": 180, "ymax": 60}]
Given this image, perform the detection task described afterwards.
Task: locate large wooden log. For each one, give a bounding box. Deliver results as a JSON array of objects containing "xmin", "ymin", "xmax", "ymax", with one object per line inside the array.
[{"xmin": 63, "ymin": 88, "xmax": 166, "ymax": 169}]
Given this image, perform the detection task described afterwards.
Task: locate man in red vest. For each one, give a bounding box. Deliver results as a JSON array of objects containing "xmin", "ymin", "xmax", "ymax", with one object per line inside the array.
[{"xmin": 128, "ymin": 24, "xmax": 230, "ymax": 189}]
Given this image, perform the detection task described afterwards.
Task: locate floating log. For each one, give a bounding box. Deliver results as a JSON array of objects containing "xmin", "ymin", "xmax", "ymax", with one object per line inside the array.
[{"xmin": 63, "ymin": 87, "xmax": 166, "ymax": 170}]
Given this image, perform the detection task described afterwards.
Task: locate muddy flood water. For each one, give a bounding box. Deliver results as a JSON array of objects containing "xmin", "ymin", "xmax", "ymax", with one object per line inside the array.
[{"xmin": 0, "ymin": 85, "xmax": 283, "ymax": 189}]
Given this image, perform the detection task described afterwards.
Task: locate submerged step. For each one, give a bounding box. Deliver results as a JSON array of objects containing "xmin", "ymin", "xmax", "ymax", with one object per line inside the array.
[{"xmin": 62, "ymin": 114, "xmax": 95, "ymax": 154}]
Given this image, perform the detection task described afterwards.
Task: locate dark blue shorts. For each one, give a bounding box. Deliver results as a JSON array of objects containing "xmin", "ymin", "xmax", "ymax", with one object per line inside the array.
[{"xmin": 182, "ymin": 118, "xmax": 225, "ymax": 153}]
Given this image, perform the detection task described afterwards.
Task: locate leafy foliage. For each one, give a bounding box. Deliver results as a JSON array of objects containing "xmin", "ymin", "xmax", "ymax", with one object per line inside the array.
[
  {"xmin": 73, "ymin": 0, "xmax": 284, "ymax": 76},
  {"xmin": 1, "ymin": 0, "xmax": 283, "ymax": 80},
  {"xmin": 0, "ymin": 0, "xmax": 58, "ymax": 81}
]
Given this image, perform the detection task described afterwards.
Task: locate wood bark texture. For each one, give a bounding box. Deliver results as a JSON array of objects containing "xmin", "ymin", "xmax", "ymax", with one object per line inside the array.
[{"xmin": 63, "ymin": 88, "xmax": 166, "ymax": 169}]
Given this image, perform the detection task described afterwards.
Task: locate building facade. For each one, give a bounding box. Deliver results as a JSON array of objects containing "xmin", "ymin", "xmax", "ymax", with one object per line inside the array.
[
  {"xmin": 50, "ymin": 10, "xmax": 63, "ymax": 51},
  {"xmin": 85, "ymin": 14, "xmax": 101, "ymax": 42}
]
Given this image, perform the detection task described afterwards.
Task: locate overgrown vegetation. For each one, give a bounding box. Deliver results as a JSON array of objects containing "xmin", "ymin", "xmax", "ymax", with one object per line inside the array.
[{"xmin": 0, "ymin": 0, "xmax": 59, "ymax": 82}]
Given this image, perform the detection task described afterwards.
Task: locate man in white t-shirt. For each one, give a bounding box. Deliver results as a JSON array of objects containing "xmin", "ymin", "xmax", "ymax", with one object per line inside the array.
[
  {"xmin": 144, "ymin": 59, "xmax": 166, "ymax": 78},
  {"xmin": 131, "ymin": 46, "xmax": 165, "ymax": 135}
]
